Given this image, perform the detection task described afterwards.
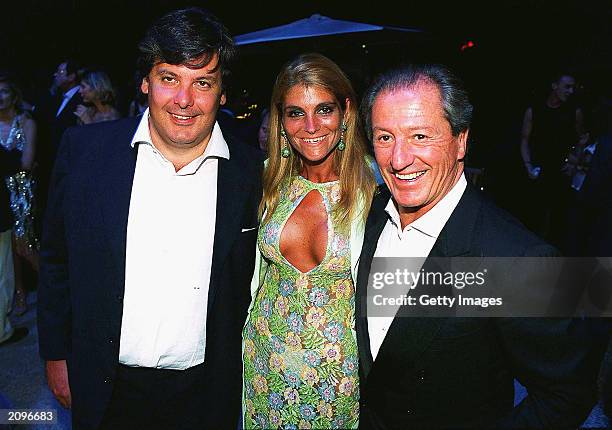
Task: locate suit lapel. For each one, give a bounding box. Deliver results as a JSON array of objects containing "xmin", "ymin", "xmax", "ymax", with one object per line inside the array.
[
  {"xmin": 356, "ymin": 187, "xmax": 392, "ymax": 380},
  {"xmin": 364, "ymin": 185, "xmax": 483, "ymax": 379},
  {"xmin": 208, "ymin": 145, "xmax": 250, "ymax": 315},
  {"xmin": 98, "ymin": 120, "xmax": 139, "ymax": 296}
]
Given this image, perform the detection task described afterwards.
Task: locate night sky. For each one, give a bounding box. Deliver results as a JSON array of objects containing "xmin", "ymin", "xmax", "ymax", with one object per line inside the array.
[{"xmin": 2, "ymin": 1, "xmax": 609, "ymax": 90}]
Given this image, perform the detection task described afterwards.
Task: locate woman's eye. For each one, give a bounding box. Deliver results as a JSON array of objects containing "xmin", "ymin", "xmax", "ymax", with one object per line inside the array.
[
  {"xmin": 317, "ymin": 106, "xmax": 333, "ymax": 114},
  {"xmin": 287, "ymin": 110, "xmax": 303, "ymax": 118}
]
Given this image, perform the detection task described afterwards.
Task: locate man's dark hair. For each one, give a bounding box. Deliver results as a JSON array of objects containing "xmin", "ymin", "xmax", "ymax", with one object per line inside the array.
[
  {"xmin": 549, "ymin": 70, "xmax": 576, "ymax": 85},
  {"xmin": 361, "ymin": 64, "xmax": 473, "ymax": 140},
  {"xmin": 137, "ymin": 7, "xmax": 236, "ymax": 86},
  {"xmin": 64, "ymin": 59, "xmax": 82, "ymax": 78}
]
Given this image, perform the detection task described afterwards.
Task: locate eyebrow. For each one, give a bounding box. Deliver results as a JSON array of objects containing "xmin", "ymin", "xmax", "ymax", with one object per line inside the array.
[
  {"xmin": 372, "ymin": 125, "xmax": 436, "ymax": 133},
  {"xmin": 284, "ymin": 101, "xmax": 337, "ymax": 111},
  {"xmin": 155, "ymin": 69, "xmax": 219, "ymax": 83}
]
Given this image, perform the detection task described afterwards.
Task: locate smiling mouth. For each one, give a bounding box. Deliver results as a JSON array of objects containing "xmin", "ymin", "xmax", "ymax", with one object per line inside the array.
[
  {"xmin": 170, "ymin": 113, "xmax": 197, "ymax": 121},
  {"xmin": 302, "ymin": 136, "xmax": 326, "ymax": 143},
  {"xmin": 394, "ymin": 170, "xmax": 426, "ymax": 181}
]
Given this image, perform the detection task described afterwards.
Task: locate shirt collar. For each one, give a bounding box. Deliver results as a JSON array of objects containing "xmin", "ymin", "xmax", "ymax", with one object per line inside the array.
[
  {"xmin": 130, "ymin": 108, "xmax": 230, "ymax": 161},
  {"xmin": 63, "ymin": 86, "xmax": 80, "ymax": 100},
  {"xmin": 384, "ymin": 174, "xmax": 467, "ymax": 238}
]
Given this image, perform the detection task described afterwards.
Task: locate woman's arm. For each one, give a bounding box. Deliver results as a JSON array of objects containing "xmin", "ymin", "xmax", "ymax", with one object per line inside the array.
[
  {"xmin": 520, "ymin": 107, "xmax": 537, "ymax": 179},
  {"xmin": 20, "ymin": 116, "xmax": 37, "ymax": 170}
]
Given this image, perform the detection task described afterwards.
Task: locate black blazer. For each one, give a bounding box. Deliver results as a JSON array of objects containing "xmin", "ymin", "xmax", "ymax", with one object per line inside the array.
[
  {"xmin": 577, "ymin": 133, "xmax": 612, "ymax": 256},
  {"xmin": 34, "ymin": 91, "xmax": 83, "ymax": 197},
  {"xmin": 356, "ymin": 185, "xmax": 600, "ymax": 429},
  {"xmin": 37, "ymin": 116, "xmax": 262, "ymax": 429}
]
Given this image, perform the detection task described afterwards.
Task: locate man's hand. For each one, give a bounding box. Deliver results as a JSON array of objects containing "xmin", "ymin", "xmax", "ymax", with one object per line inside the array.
[
  {"xmin": 525, "ymin": 164, "xmax": 541, "ymax": 180},
  {"xmin": 46, "ymin": 360, "xmax": 72, "ymax": 408}
]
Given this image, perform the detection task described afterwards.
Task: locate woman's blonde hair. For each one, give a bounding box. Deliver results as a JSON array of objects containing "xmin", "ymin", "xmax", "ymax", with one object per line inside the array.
[
  {"xmin": 260, "ymin": 53, "xmax": 376, "ymax": 226},
  {"xmin": 81, "ymin": 70, "xmax": 116, "ymax": 105}
]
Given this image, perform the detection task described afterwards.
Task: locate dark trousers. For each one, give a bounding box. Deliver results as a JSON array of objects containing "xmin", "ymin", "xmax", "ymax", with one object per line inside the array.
[{"xmin": 99, "ymin": 363, "xmax": 208, "ymax": 430}]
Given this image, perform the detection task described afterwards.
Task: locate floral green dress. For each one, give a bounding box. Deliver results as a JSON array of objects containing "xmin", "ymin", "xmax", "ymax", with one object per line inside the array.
[{"xmin": 243, "ymin": 175, "xmax": 359, "ymax": 429}]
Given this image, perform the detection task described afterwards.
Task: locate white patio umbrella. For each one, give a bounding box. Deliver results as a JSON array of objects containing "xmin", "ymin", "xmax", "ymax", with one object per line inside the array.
[{"xmin": 234, "ymin": 14, "xmax": 422, "ymax": 46}]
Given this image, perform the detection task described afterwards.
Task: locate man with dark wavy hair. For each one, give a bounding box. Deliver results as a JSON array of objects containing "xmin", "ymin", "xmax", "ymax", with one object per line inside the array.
[{"xmin": 38, "ymin": 8, "xmax": 262, "ymax": 429}]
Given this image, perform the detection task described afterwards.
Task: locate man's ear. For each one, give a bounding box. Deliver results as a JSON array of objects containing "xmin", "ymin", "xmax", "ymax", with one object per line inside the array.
[
  {"xmin": 457, "ymin": 129, "xmax": 469, "ymax": 160},
  {"xmin": 141, "ymin": 76, "xmax": 149, "ymax": 95},
  {"xmin": 220, "ymin": 92, "xmax": 226, "ymax": 106}
]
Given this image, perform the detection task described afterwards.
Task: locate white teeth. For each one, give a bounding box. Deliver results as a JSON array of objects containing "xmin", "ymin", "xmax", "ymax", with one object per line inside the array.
[
  {"xmin": 303, "ymin": 136, "xmax": 325, "ymax": 143},
  {"xmin": 172, "ymin": 114, "xmax": 193, "ymax": 120},
  {"xmin": 395, "ymin": 171, "xmax": 426, "ymax": 180}
]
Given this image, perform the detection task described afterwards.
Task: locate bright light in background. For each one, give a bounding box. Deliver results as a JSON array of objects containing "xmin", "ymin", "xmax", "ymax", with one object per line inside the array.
[{"xmin": 460, "ymin": 40, "xmax": 476, "ymax": 51}]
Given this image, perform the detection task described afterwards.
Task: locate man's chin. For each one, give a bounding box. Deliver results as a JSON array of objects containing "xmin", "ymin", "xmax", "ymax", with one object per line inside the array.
[{"xmin": 394, "ymin": 195, "xmax": 426, "ymax": 212}]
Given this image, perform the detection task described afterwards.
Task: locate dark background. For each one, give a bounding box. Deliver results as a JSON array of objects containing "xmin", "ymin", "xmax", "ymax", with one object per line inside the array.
[
  {"xmin": 0, "ymin": 0, "xmax": 610, "ymax": 210},
  {"xmin": 1, "ymin": 0, "xmax": 610, "ymax": 103}
]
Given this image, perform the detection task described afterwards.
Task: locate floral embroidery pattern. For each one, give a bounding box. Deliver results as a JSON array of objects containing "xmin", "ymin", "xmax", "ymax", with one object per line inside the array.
[{"xmin": 243, "ymin": 175, "xmax": 359, "ymax": 429}]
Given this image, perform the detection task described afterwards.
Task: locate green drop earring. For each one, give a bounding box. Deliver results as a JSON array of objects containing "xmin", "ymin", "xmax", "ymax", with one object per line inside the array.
[
  {"xmin": 337, "ymin": 122, "xmax": 348, "ymax": 151},
  {"xmin": 280, "ymin": 129, "xmax": 291, "ymax": 158}
]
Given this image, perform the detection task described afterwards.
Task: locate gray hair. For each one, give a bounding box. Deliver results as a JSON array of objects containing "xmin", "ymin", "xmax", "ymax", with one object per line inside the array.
[{"xmin": 361, "ymin": 64, "xmax": 473, "ymax": 140}]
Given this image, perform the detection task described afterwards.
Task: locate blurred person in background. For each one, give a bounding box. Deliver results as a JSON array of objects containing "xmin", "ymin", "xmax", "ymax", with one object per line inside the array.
[
  {"xmin": 257, "ymin": 108, "xmax": 269, "ymax": 152},
  {"xmin": 0, "ymin": 141, "xmax": 29, "ymax": 345},
  {"xmin": 33, "ymin": 58, "xmax": 84, "ymax": 228},
  {"xmin": 128, "ymin": 71, "xmax": 148, "ymax": 117},
  {"xmin": 75, "ymin": 70, "xmax": 121, "ymax": 124},
  {"xmin": 0, "ymin": 74, "xmax": 38, "ymax": 316},
  {"xmin": 520, "ymin": 71, "xmax": 584, "ymax": 248}
]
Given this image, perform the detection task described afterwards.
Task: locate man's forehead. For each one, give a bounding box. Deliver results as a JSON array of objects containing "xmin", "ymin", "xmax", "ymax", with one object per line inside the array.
[
  {"xmin": 373, "ymin": 82, "xmax": 443, "ymax": 116},
  {"xmin": 377, "ymin": 81, "xmax": 441, "ymax": 104},
  {"xmin": 153, "ymin": 53, "xmax": 221, "ymax": 75}
]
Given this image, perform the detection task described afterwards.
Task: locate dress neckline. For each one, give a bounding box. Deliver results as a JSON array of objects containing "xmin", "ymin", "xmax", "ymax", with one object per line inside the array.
[{"xmin": 296, "ymin": 174, "xmax": 339, "ymax": 186}]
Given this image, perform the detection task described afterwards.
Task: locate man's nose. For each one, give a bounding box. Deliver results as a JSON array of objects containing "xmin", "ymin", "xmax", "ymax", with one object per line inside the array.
[
  {"xmin": 174, "ymin": 84, "xmax": 194, "ymax": 109},
  {"xmin": 391, "ymin": 140, "xmax": 416, "ymax": 170},
  {"xmin": 304, "ymin": 114, "xmax": 319, "ymax": 134}
]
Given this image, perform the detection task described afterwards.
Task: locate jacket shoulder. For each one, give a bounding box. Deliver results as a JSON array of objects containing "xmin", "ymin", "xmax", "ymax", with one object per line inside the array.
[
  {"xmin": 223, "ymin": 131, "xmax": 265, "ymax": 174},
  {"xmin": 62, "ymin": 117, "xmax": 140, "ymax": 150},
  {"xmin": 474, "ymin": 191, "xmax": 556, "ymax": 256}
]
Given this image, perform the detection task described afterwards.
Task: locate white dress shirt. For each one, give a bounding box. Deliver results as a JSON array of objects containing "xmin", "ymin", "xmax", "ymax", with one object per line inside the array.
[
  {"xmin": 119, "ymin": 109, "xmax": 229, "ymax": 369},
  {"xmin": 55, "ymin": 86, "xmax": 80, "ymax": 117},
  {"xmin": 368, "ymin": 175, "xmax": 467, "ymax": 359}
]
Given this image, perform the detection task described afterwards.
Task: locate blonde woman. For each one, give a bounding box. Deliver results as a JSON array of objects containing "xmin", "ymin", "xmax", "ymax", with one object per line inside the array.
[{"xmin": 242, "ymin": 53, "xmax": 376, "ymax": 429}]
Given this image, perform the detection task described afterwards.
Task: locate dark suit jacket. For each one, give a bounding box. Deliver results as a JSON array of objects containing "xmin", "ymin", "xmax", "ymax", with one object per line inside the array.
[
  {"xmin": 577, "ymin": 133, "xmax": 612, "ymax": 256},
  {"xmin": 33, "ymin": 90, "xmax": 83, "ymax": 204},
  {"xmin": 37, "ymin": 116, "xmax": 262, "ymax": 429},
  {"xmin": 356, "ymin": 184, "xmax": 600, "ymax": 429}
]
